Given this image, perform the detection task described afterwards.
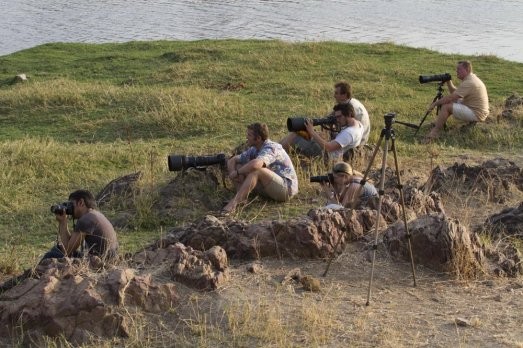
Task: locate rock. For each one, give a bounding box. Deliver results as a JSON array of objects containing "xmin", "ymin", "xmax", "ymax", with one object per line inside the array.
[
  {"xmin": 383, "ymin": 213, "xmax": 485, "ymax": 277},
  {"xmin": 282, "ymin": 268, "xmax": 302, "ymax": 284},
  {"xmin": 0, "ymin": 260, "xmax": 177, "ymax": 344},
  {"xmin": 427, "ymin": 159, "xmax": 523, "ymax": 203},
  {"xmin": 504, "ymin": 93, "xmax": 523, "ymax": 109},
  {"xmin": 246, "ymin": 262, "xmax": 263, "ymax": 274},
  {"xmin": 133, "ymin": 242, "xmax": 229, "ymax": 290},
  {"xmin": 165, "ymin": 208, "xmax": 382, "ymax": 260},
  {"xmin": 300, "ymin": 275, "xmax": 321, "ymax": 292},
  {"xmin": 484, "ymin": 201, "xmax": 523, "ymax": 236},
  {"xmin": 96, "ymin": 172, "xmax": 142, "ymax": 207},
  {"xmin": 455, "ymin": 317, "xmax": 471, "ymax": 327},
  {"xmin": 14, "ymin": 73, "xmax": 27, "ymax": 82}
]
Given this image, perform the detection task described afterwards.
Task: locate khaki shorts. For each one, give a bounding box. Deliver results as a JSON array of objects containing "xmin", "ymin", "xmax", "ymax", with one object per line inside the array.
[
  {"xmin": 255, "ymin": 172, "xmax": 290, "ymax": 202},
  {"xmin": 453, "ymin": 103, "xmax": 479, "ymax": 122}
]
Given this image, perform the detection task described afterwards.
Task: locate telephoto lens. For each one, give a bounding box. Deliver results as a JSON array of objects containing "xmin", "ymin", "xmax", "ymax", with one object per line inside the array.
[
  {"xmin": 418, "ymin": 73, "xmax": 451, "ymax": 84},
  {"xmin": 167, "ymin": 153, "xmax": 227, "ymax": 171}
]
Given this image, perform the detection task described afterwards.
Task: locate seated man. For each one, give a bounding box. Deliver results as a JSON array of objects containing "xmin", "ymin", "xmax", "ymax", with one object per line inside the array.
[
  {"xmin": 41, "ymin": 189, "xmax": 119, "ymax": 262},
  {"xmin": 304, "ymin": 103, "xmax": 364, "ymax": 162},
  {"xmin": 223, "ymin": 123, "xmax": 298, "ymax": 214},
  {"xmin": 424, "ymin": 60, "xmax": 489, "ymax": 143},
  {"xmin": 280, "ymin": 81, "xmax": 371, "ymax": 158}
]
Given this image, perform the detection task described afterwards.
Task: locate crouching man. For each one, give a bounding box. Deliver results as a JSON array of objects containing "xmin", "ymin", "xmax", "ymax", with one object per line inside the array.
[
  {"xmin": 41, "ymin": 189, "xmax": 119, "ymax": 263},
  {"xmin": 223, "ymin": 123, "xmax": 299, "ymax": 215}
]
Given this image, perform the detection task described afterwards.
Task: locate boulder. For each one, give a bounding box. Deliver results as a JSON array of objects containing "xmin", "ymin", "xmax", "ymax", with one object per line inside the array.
[
  {"xmin": 14, "ymin": 73, "xmax": 27, "ymax": 82},
  {"xmin": 132, "ymin": 242, "xmax": 229, "ymax": 290},
  {"xmin": 0, "ymin": 258, "xmax": 177, "ymax": 345},
  {"xmin": 383, "ymin": 213, "xmax": 485, "ymax": 277},
  {"xmin": 484, "ymin": 201, "xmax": 523, "ymax": 236}
]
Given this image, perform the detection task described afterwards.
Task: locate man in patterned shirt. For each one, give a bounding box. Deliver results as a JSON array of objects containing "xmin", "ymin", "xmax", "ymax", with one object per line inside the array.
[{"xmin": 223, "ymin": 123, "xmax": 299, "ymax": 214}]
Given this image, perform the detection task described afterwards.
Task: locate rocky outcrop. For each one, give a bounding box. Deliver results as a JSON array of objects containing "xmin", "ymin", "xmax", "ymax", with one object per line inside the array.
[
  {"xmin": 484, "ymin": 201, "xmax": 523, "ymax": 236},
  {"xmin": 133, "ymin": 243, "xmax": 229, "ymax": 290},
  {"xmin": 383, "ymin": 213, "xmax": 485, "ymax": 277},
  {"xmin": 0, "ymin": 240, "xmax": 231, "ymax": 344},
  {"xmin": 163, "ymin": 209, "xmax": 384, "ymax": 260},
  {"xmin": 0, "ymin": 258, "xmax": 177, "ymax": 345},
  {"xmin": 426, "ymin": 158, "xmax": 522, "ymax": 203}
]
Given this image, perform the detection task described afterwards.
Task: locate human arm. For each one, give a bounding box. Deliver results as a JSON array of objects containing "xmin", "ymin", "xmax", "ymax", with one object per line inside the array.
[
  {"xmin": 228, "ymin": 153, "xmax": 265, "ymax": 179},
  {"xmin": 320, "ymin": 182, "xmax": 339, "ymax": 204},
  {"xmin": 305, "ymin": 119, "xmax": 341, "ymax": 152},
  {"xmin": 446, "ymin": 79, "xmax": 457, "ymax": 94},
  {"xmin": 55, "ymin": 213, "xmax": 83, "ymax": 256},
  {"xmin": 428, "ymin": 91, "xmax": 461, "ymax": 111}
]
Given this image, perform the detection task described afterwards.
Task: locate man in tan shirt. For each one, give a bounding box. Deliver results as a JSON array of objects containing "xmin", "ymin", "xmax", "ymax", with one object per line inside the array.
[{"xmin": 424, "ymin": 60, "xmax": 489, "ymax": 143}]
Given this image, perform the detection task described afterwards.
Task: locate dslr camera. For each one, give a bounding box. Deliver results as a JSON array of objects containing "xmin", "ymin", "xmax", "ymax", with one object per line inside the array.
[
  {"xmin": 50, "ymin": 201, "xmax": 74, "ymax": 215},
  {"xmin": 168, "ymin": 153, "xmax": 227, "ymax": 171},
  {"xmin": 287, "ymin": 115, "xmax": 336, "ymax": 132},
  {"xmin": 310, "ymin": 173, "xmax": 334, "ymax": 184},
  {"xmin": 418, "ymin": 73, "xmax": 451, "ymax": 84}
]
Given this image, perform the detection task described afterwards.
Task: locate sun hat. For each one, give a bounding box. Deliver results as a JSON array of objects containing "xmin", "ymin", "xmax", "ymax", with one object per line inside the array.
[{"xmin": 332, "ymin": 162, "xmax": 353, "ymax": 175}]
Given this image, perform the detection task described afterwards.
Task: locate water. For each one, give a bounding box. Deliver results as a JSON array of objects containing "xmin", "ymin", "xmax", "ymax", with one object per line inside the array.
[{"xmin": 1, "ymin": 0, "xmax": 522, "ymax": 63}]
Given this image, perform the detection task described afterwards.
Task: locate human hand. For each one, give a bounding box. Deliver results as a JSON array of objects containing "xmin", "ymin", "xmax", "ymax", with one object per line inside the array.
[
  {"xmin": 304, "ymin": 119, "xmax": 314, "ymax": 135},
  {"xmin": 55, "ymin": 210, "xmax": 68, "ymax": 223}
]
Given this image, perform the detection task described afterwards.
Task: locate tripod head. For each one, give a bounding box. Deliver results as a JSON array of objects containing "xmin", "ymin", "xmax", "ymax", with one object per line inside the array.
[
  {"xmin": 382, "ymin": 112, "xmax": 419, "ymax": 136},
  {"xmin": 384, "ymin": 112, "xmax": 395, "ymax": 130}
]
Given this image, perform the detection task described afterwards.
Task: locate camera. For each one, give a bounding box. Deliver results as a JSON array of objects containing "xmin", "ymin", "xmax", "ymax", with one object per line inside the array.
[
  {"xmin": 310, "ymin": 173, "xmax": 334, "ymax": 184},
  {"xmin": 287, "ymin": 116, "xmax": 336, "ymax": 132},
  {"xmin": 50, "ymin": 201, "xmax": 74, "ymax": 215},
  {"xmin": 167, "ymin": 153, "xmax": 227, "ymax": 171},
  {"xmin": 419, "ymin": 73, "xmax": 451, "ymax": 84}
]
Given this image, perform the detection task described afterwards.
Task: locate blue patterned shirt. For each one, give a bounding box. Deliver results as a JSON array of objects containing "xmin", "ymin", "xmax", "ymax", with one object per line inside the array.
[{"xmin": 239, "ymin": 140, "xmax": 299, "ymax": 196}]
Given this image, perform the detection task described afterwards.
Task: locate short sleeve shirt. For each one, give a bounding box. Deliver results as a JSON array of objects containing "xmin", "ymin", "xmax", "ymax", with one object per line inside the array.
[
  {"xmin": 75, "ymin": 210, "xmax": 119, "ymax": 256},
  {"xmin": 455, "ymin": 73, "xmax": 489, "ymax": 121},
  {"xmin": 327, "ymin": 98, "xmax": 371, "ymax": 145},
  {"xmin": 239, "ymin": 140, "xmax": 299, "ymax": 195},
  {"xmin": 329, "ymin": 121, "xmax": 364, "ymax": 161}
]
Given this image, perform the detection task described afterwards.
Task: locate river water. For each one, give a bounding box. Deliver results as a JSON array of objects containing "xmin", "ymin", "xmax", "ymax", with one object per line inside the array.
[{"xmin": 1, "ymin": 0, "xmax": 522, "ymax": 63}]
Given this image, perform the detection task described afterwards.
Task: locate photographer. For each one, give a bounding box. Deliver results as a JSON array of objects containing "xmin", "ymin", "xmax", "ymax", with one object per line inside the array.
[
  {"xmin": 223, "ymin": 123, "xmax": 298, "ymax": 215},
  {"xmin": 41, "ymin": 189, "xmax": 119, "ymax": 262},
  {"xmin": 304, "ymin": 102, "xmax": 364, "ymax": 162},
  {"xmin": 280, "ymin": 81, "xmax": 370, "ymax": 158},
  {"xmin": 424, "ymin": 60, "xmax": 489, "ymax": 143},
  {"xmin": 322, "ymin": 162, "xmax": 378, "ymax": 209}
]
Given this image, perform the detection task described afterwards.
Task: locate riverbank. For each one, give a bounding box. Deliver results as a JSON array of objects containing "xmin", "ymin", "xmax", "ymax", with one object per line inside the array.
[
  {"xmin": 1, "ymin": 39, "xmax": 522, "ymax": 265},
  {"xmin": 0, "ymin": 40, "xmax": 522, "ymax": 346}
]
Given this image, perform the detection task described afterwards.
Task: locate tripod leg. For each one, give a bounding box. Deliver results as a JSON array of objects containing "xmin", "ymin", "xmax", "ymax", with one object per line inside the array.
[
  {"xmin": 414, "ymin": 94, "xmax": 440, "ymax": 136},
  {"xmin": 366, "ymin": 136, "xmax": 389, "ymax": 306},
  {"xmin": 322, "ymin": 135, "xmax": 384, "ymax": 277},
  {"xmin": 390, "ymin": 139, "xmax": 417, "ymax": 287}
]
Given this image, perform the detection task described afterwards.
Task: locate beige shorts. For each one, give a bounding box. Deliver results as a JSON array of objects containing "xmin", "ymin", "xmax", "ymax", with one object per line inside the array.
[
  {"xmin": 255, "ymin": 172, "xmax": 290, "ymax": 202},
  {"xmin": 453, "ymin": 103, "xmax": 479, "ymax": 122}
]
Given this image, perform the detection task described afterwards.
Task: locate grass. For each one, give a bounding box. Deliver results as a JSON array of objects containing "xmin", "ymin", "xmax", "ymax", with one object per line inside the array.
[
  {"xmin": 1, "ymin": 40, "xmax": 522, "ymax": 269},
  {"xmin": 1, "ymin": 42, "xmax": 523, "ymax": 347}
]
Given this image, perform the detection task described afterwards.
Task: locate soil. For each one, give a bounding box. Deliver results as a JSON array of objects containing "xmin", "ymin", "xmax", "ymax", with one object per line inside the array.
[{"xmin": 162, "ymin": 153, "xmax": 523, "ymax": 347}]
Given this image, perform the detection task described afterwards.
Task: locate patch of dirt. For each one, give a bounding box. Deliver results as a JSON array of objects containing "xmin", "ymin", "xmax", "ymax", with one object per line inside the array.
[{"xmin": 150, "ymin": 243, "xmax": 523, "ymax": 347}]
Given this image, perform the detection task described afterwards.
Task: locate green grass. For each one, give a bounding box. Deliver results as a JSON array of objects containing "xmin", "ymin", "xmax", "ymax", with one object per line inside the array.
[{"xmin": 0, "ymin": 39, "xmax": 522, "ymax": 269}]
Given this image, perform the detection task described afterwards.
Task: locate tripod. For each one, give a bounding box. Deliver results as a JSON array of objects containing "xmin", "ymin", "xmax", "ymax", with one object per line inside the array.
[
  {"xmin": 323, "ymin": 113, "xmax": 417, "ymax": 306},
  {"xmin": 414, "ymin": 82, "xmax": 444, "ymax": 136}
]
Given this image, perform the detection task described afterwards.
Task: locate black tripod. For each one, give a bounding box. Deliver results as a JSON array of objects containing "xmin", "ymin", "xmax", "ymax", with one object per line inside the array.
[
  {"xmin": 414, "ymin": 82, "xmax": 445, "ymax": 136},
  {"xmin": 323, "ymin": 113, "xmax": 417, "ymax": 305}
]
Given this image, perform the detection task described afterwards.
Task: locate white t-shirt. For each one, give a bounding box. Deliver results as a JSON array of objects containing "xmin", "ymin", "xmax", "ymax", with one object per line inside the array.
[
  {"xmin": 330, "ymin": 120, "xmax": 363, "ymax": 161},
  {"xmin": 349, "ymin": 98, "xmax": 370, "ymax": 145}
]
